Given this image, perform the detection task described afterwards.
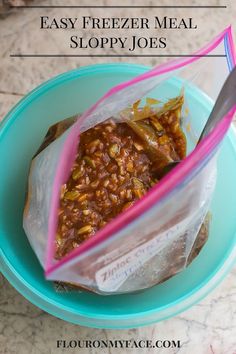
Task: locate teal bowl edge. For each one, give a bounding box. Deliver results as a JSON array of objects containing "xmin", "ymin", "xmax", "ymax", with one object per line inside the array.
[{"xmin": 0, "ymin": 63, "xmax": 236, "ymax": 329}]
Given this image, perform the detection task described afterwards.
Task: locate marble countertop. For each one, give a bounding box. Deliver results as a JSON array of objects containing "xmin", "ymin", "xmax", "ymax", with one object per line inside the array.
[
  {"xmin": 1, "ymin": 269, "xmax": 236, "ymax": 354},
  {"xmin": 0, "ymin": 1, "xmax": 236, "ymax": 353}
]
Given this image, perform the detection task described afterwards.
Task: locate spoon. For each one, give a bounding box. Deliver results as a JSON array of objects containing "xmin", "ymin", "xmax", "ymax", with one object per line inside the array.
[{"xmin": 158, "ymin": 66, "xmax": 236, "ymax": 178}]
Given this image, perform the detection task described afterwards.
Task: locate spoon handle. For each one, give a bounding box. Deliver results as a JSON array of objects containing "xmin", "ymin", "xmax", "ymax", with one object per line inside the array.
[{"xmin": 198, "ymin": 66, "xmax": 236, "ymax": 143}]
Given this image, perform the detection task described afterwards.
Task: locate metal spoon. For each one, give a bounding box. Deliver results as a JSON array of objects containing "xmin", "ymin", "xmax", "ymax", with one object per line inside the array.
[{"xmin": 158, "ymin": 66, "xmax": 236, "ymax": 178}]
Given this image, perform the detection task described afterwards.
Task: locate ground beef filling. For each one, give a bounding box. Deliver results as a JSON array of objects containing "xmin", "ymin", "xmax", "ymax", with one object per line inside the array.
[{"xmin": 56, "ymin": 104, "xmax": 186, "ymax": 259}]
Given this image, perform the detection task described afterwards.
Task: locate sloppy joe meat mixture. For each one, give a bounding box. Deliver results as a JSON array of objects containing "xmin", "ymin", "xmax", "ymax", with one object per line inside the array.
[{"xmin": 56, "ymin": 96, "xmax": 186, "ymax": 259}]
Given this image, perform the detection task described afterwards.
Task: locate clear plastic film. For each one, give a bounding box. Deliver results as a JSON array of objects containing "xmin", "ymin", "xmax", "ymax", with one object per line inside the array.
[{"xmin": 23, "ymin": 27, "xmax": 236, "ymax": 294}]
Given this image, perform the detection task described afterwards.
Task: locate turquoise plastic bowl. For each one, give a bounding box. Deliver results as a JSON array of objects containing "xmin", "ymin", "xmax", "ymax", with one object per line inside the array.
[{"xmin": 0, "ymin": 64, "xmax": 236, "ymax": 329}]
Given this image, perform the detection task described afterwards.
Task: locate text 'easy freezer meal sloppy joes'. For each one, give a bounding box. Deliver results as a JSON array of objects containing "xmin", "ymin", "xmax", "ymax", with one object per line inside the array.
[{"xmin": 56, "ymin": 95, "xmax": 187, "ymax": 259}]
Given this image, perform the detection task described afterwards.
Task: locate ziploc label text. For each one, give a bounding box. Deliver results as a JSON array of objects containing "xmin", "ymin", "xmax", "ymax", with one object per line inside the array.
[{"xmin": 95, "ymin": 216, "xmax": 192, "ymax": 292}]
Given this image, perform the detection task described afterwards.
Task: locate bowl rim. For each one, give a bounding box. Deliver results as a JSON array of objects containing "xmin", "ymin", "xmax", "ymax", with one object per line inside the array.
[{"xmin": 0, "ymin": 62, "xmax": 236, "ymax": 328}]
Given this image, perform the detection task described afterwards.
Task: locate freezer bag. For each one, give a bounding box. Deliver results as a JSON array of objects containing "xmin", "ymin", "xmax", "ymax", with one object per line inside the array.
[{"xmin": 23, "ymin": 27, "xmax": 236, "ymax": 294}]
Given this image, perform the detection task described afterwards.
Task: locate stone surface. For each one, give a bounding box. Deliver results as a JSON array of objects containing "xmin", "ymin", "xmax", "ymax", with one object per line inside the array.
[
  {"xmin": 0, "ymin": 269, "xmax": 236, "ymax": 354},
  {"xmin": 0, "ymin": 0, "xmax": 236, "ymax": 353}
]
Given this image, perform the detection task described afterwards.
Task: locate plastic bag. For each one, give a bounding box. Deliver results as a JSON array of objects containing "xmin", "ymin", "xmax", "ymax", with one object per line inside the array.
[{"xmin": 23, "ymin": 27, "xmax": 236, "ymax": 294}]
